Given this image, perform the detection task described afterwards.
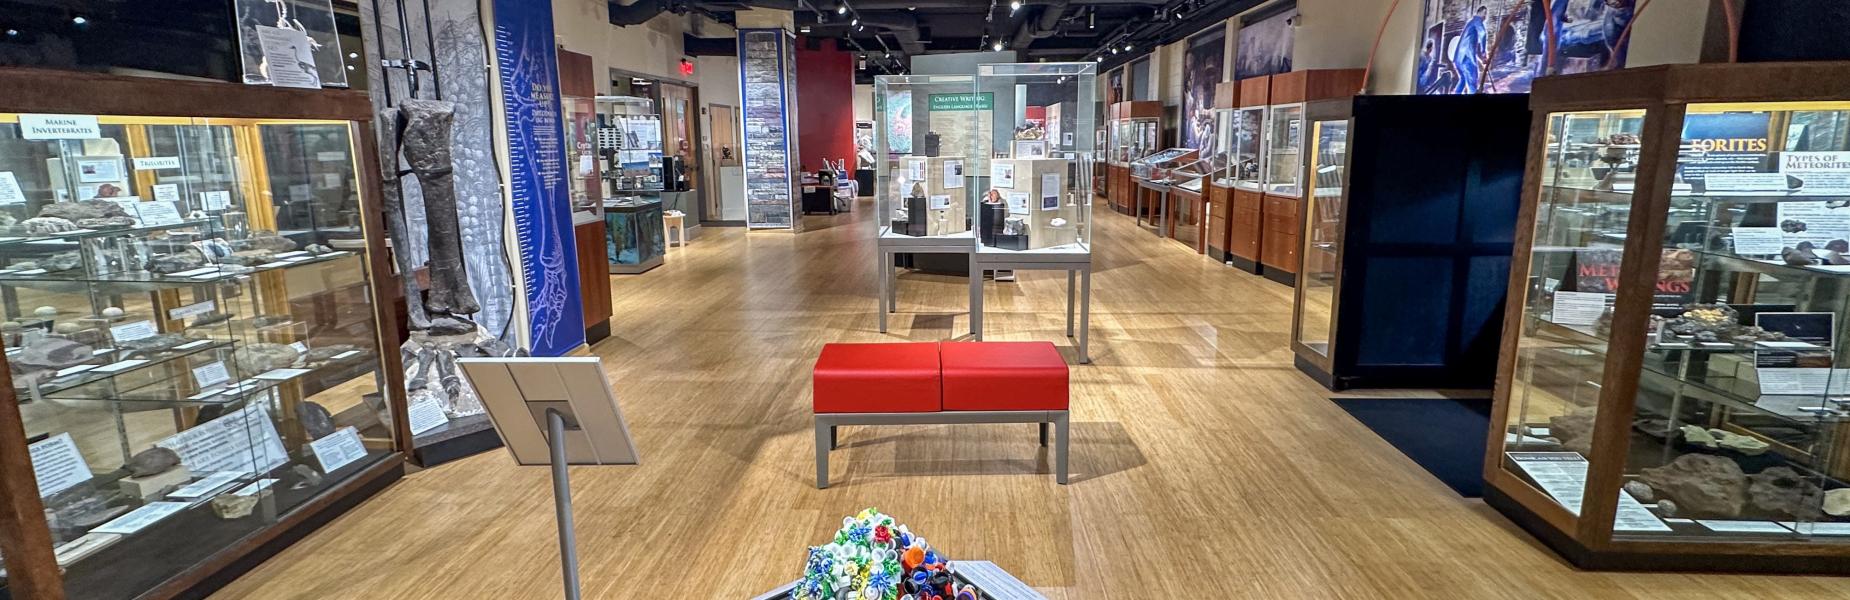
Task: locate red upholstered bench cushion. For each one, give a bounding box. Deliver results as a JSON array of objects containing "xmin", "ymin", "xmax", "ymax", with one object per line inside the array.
[
  {"xmin": 940, "ymin": 341, "xmax": 1068, "ymax": 411},
  {"xmin": 813, "ymin": 342, "xmax": 942, "ymax": 413}
]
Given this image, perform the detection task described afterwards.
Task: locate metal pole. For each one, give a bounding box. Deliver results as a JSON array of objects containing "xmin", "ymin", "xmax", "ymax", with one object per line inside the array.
[{"xmin": 547, "ymin": 409, "xmax": 582, "ymax": 600}]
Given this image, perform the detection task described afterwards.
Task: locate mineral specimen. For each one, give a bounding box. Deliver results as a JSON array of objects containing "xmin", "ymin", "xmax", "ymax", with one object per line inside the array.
[
  {"xmin": 40, "ymin": 251, "xmax": 82, "ymax": 273},
  {"xmin": 211, "ymin": 493, "xmax": 259, "ymax": 519},
  {"xmin": 34, "ymin": 306, "xmax": 56, "ymax": 317},
  {"xmin": 1826, "ymin": 489, "xmax": 1850, "ymax": 517},
  {"xmin": 1639, "ymin": 454, "xmax": 1748, "ymax": 519},
  {"xmin": 306, "ymin": 243, "xmax": 334, "ymax": 254},
  {"xmin": 251, "ymin": 314, "xmax": 293, "ymax": 329},
  {"xmin": 305, "ymin": 344, "xmax": 359, "ymax": 365},
  {"xmin": 1658, "ymin": 499, "xmax": 1679, "ymax": 517},
  {"xmin": 290, "ymin": 464, "xmax": 324, "ymax": 489},
  {"xmin": 76, "ymin": 216, "xmax": 137, "ymax": 229},
  {"xmin": 53, "ymin": 322, "xmax": 80, "ymax": 334},
  {"xmin": 1623, "ymin": 480, "xmax": 1656, "ymax": 503},
  {"xmin": 146, "ymin": 248, "xmax": 207, "ymax": 274},
  {"xmin": 13, "ymin": 338, "xmax": 94, "ymax": 371},
  {"xmin": 22, "ymin": 216, "xmax": 78, "ymax": 235},
  {"xmin": 221, "ymin": 249, "xmax": 275, "ymax": 266},
  {"xmin": 1745, "ymin": 466, "xmax": 1825, "ymax": 521},
  {"xmin": 234, "ymin": 342, "xmax": 300, "ymax": 374},
  {"xmin": 1713, "ymin": 429, "xmax": 1771, "ymax": 456},
  {"xmin": 101, "ymin": 307, "xmax": 124, "ymax": 318},
  {"xmin": 119, "ymin": 333, "xmax": 188, "ymax": 355},
  {"xmin": 1679, "ymin": 425, "xmax": 1718, "ymax": 449},
  {"xmin": 239, "ymin": 232, "xmax": 298, "ymax": 253},
  {"xmin": 125, "ymin": 447, "xmax": 182, "ymax": 477},
  {"xmin": 298, "ymin": 401, "xmax": 335, "ymax": 439},
  {"xmin": 1548, "ymin": 405, "xmax": 1599, "ymax": 456}
]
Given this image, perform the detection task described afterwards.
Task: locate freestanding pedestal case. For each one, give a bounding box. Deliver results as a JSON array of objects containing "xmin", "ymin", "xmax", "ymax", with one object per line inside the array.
[
  {"xmin": 1290, "ymin": 94, "xmax": 1530, "ymax": 391},
  {"xmin": 1485, "ymin": 62, "xmax": 1850, "ymax": 573}
]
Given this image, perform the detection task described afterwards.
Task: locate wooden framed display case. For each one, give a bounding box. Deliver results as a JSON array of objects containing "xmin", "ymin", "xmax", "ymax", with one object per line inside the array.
[
  {"xmin": 1289, "ymin": 94, "xmax": 1529, "ymax": 391},
  {"xmin": 1107, "ymin": 101, "xmax": 1161, "ymax": 215},
  {"xmin": 1207, "ymin": 82, "xmax": 1239, "ymax": 263},
  {"xmin": 0, "ymin": 69, "xmax": 408, "ymax": 599},
  {"xmin": 1486, "ymin": 62, "xmax": 1850, "ymax": 573},
  {"xmin": 559, "ymin": 50, "xmax": 612, "ymax": 343},
  {"xmin": 1228, "ymin": 76, "xmax": 1270, "ymax": 273},
  {"xmin": 1259, "ymin": 70, "xmax": 1365, "ymax": 287}
]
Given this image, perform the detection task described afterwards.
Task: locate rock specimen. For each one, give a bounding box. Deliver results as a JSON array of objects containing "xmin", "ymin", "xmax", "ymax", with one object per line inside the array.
[
  {"xmin": 306, "ymin": 243, "xmax": 334, "ymax": 254},
  {"xmin": 22, "ymin": 216, "xmax": 78, "ymax": 235},
  {"xmin": 125, "ymin": 447, "xmax": 182, "ymax": 477},
  {"xmin": 222, "ymin": 249, "xmax": 275, "ymax": 266},
  {"xmin": 1639, "ymin": 454, "xmax": 1748, "ymax": 519},
  {"xmin": 305, "ymin": 344, "xmax": 359, "ymax": 365},
  {"xmin": 53, "ymin": 322, "xmax": 80, "ymax": 334},
  {"xmin": 76, "ymin": 216, "xmax": 137, "ymax": 229},
  {"xmin": 34, "ymin": 306, "xmax": 57, "ymax": 317},
  {"xmin": 1680, "ymin": 425, "xmax": 1718, "ymax": 448},
  {"xmin": 1714, "ymin": 430, "xmax": 1771, "ymax": 456},
  {"xmin": 101, "ymin": 307, "xmax": 124, "ymax": 318},
  {"xmin": 37, "ymin": 200, "xmax": 128, "ymax": 222},
  {"xmin": 1548, "ymin": 405, "xmax": 1599, "ymax": 456},
  {"xmin": 41, "ymin": 251, "xmax": 82, "ymax": 273},
  {"xmin": 1745, "ymin": 466, "xmax": 1824, "ymax": 521},
  {"xmin": 298, "ymin": 401, "xmax": 336, "ymax": 439},
  {"xmin": 290, "ymin": 464, "xmax": 324, "ymax": 490},
  {"xmin": 211, "ymin": 493, "xmax": 259, "ymax": 519},
  {"xmin": 1658, "ymin": 499, "xmax": 1678, "ymax": 517},
  {"xmin": 119, "ymin": 333, "xmax": 188, "ymax": 355},
  {"xmin": 13, "ymin": 338, "xmax": 95, "ymax": 371},
  {"xmin": 1623, "ymin": 480, "xmax": 1656, "ymax": 503},
  {"xmin": 146, "ymin": 248, "xmax": 207, "ymax": 274},
  {"xmin": 235, "ymin": 342, "xmax": 300, "ymax": 374},
  {"xmin": 239, "ymin": 232, "xmax": 298, "ymax": 253},
  {"xmin": 1826, "ymin": 489, "xmax": 1850, "ymax": 517},
  {"xmin": 252, "ymin": 314, "xmax": 293, "ymax": 329}
]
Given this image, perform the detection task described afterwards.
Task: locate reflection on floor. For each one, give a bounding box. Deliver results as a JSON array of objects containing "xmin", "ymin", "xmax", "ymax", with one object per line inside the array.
[{"xmin": 209, "ymin": 201, "xmax": 1850, "ymax": 598}]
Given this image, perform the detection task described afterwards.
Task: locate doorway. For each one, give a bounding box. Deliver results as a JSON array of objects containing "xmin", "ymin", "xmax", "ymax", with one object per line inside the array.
[{"xmin": 706, "ymin": 103, "xmax": 743, "ymax": 223}]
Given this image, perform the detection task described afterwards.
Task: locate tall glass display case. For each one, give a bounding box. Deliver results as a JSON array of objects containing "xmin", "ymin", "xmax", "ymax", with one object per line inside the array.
[
  {"xmin": 1487, "ymin": 63, "xmax": 1850, "ymax": 573},
  {"xmin": 1261, "ymin": 103, "xmax": 1305, "ymax": 197},
  {"xmin": 1294, "ymin": 104, "xmax": 1349, "ymax": 360},
  {"xmin": 873, "ymin": 75, "xmax": 977, "ymax": 240},
  {"xmin": 1105, "ymin": 101, "xmax": 1161, "ymax": 216},
  {"xmin": 0, "ymin": 70, "xmax": 405, "ymax": 599},
  {"xmin": 973, "ymin": 63, "xmax": 1095, "ymax": 254}
]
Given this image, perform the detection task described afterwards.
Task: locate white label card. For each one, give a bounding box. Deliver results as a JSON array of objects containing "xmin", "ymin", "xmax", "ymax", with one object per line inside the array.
[
  {"xmin": 19, "ymin": 114, "xmax": 101, "ymax": 140},
  {"xmin": 93, "ymin": 359, "xmax": 149, "ymax": 374},
  {"xmin": 1703, "ymin": 173, "xmax": 1789, "ymax": 192},
  {"xmin": 254, "ymin": 26, "xmax": 321, "ymax": 89},
  {"xmin": 1754, "ymin": 368, "xmax": 1850, "ymax": 395},
  {"xmin": 288, "ymin": 341, "xmax": 309, "ymax": 355},
  {"xmin": 54, "ymin": 364, "xmax": 97, "ymax": 378},
  {"xmin": 135, "ymin": 201, "xmax": 183, "ymax": 226},
  {"xmin": 156, "ymin": 403, "xmax": 288, "ymax": 476},
  {"xmin": 1040, "ymin": 173, "xmax": 1061, "ymax": 211},
  {"xmin": 133, "ymin": 156, "xmax": 182, "ymax": 171},
  {"xmin": 990, "ymin": 163, "xmax": 1015, "ymax": 188},
  {"xmin": 167, "ymin": 267, "xmax": 219, "ymax": 278},
  {"xmin": 942, "ymin": 160, "xmax": 964, "ymax": 189},
  {"xmin": 152, "ymin": 183, "xmax": 181, "ymax": 203},
  {"xmin": 109, "ymin": 320, "xmax": 158, "ymax": 343},
  {"xmin": 333, "ymin": 350, "xmax": 362, "ymax": 360},
  {"xmin": 906, "ymin": 158, "xmax": 926, "ymax": 182},
  {"xmin": 29, "ymin": 433, "xmax": 91, "ymax": 498},
  {"xmin": 1006, "ymin": 192, "xmax": 1030, "ymax": 215},
  {"xmin": 0, "ymin": 172, "xmax": 25, "ymax": 205},
  {"xmin": 166, "ymin": 471, "xmax": 243, "ymax": 500},
  {"xmin": 91, "ymin": 502, "xmax": 189, "ymax": 535},
  {"xmin": 928, "ymin": 195, "xmax": 951, "ymax": 210},
  {"xmin": 407, "ymin": 394, "xmax": 450, "ymax": 436},
  {"xmin": 191, "ymin": 361, "xmax": 232, "ymax": 388},
  {"xmin": 201, "ymin": 191, "xmax": 231, "ymax": 211},
  {"xmin": 1730, "ymin": 227, "xmax": 1786, "ymax": 255},
  {"xmin": 1696, "ymin": 520, "xmax": 1792, "ymax": 534},
  {"xmin": 1550, "ymin": 291, "xmax": 1611, "ymax": 326},
  {"xmin": 169, "ymin": 300, "xmax": 216, "ymax": 320},
  {"xmin": 1506, "ymin": 452, "xmax": 1671, "ymax": 532},
  {"xmin": 255, "ymin": 368, "xmax": 312, "ymax": 381},
  {"xmin": 175, "ymin": 340, "xmax": 212, "ymax": 350},
  {"xmin": 309, "ymin": 427, "xmax": 368, "ymax": 473}
]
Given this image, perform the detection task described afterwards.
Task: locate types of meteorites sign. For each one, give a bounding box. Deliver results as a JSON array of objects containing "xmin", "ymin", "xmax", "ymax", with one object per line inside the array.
[{"xmin": 493, "ymin": 0, "xmax": 584, "ymax": 356}]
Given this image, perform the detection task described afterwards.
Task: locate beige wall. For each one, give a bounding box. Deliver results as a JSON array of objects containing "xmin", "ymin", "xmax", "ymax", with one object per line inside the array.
[
  {"xmin": 853, "ymin": 83, "xmax": 874, "ymax": 122},
  {"xmin": 552, "ymin": 0, "xmax": 692, "ymax": 92}
]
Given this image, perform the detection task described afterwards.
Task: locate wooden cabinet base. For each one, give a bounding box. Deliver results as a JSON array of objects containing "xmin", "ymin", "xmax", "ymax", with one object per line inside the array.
[{"xmin": 1228, "ymin": 188, "xmax": 1263, "ymax": 273}]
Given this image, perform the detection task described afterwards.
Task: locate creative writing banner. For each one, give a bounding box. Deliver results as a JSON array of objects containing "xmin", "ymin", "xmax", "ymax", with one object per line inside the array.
[{"xmin": 494, "ymin": 0, "xmax": 584, "ymax": 356}]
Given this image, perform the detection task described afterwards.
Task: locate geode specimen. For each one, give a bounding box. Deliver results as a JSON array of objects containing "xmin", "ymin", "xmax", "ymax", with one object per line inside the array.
[
  {"xmin": 234, "ymin": 342, "xmax": 300, "ymax": 374},
  {"xmin": 23, "ymin": 216, "xmax": 79, "ymax": 235},
  {"xmin": 1639, "ymin": 454, "xmax": 1748, "ymax": 519},
  {"xmin": 37, "ymin": 200, "xmax": 128, "ymax": 222},
  {"xmin": 147, "ymin": 248, "xmax": 208, "ymax": 274},
  {"xmin": 211, "ymin": 493, "xmax": 259, "ymax": 519},
  {"xmin": 40, "ymin": 251, "xmax": 82, "ymax": 273},
  {"xmin": 125, "ymin": 447, "xmax": 182, "ymax": 477},
  {"xmin": 1548, "ymin": 405, "xmax": 1599, "ymax": 456},
  {"xmin": 1745, "ymin": 466, "xmax": 1824, "ymax": 521},
  {"xmin": 298, "ymin": 401, "xmax": 336, "ymax": 439}
]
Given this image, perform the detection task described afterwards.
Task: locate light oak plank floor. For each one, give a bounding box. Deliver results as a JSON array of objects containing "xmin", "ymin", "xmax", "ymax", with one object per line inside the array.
[{"xmin": 212, "ymin": 201, "xmax": 1850, "ymax": 598}]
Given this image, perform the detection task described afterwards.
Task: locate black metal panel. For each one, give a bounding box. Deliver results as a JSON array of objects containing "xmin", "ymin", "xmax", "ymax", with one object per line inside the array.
[
  {"xmin": 0, "ymin": 0, "xmax": 241, "ymax": 82},
  {"xmin": 1327, "ymin": 94, "xmax": 1531, "ymax": 390}
]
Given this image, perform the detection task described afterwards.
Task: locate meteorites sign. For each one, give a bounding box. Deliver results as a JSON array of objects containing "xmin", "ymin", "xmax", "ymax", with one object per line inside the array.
[
  {"xmin": 494, "ymin": 0, "xmax": 584, "ymax": 356},
  {"xmin": 1574, "ymin": 248, "xmax": 1693, "ymax": 309}
]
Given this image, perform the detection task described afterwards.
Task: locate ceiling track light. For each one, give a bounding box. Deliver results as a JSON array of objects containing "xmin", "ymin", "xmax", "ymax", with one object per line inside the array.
[
  {"xmin": 837, "ymin": 4, "xmax": 847, "ymax": 14},
  {"xmin": 851, "ymin": 18, "xmax": 858, "ymax": 26},
  {"xmin": 992, "ymin": 41, "xmax": 1004, "ymax": 51}
]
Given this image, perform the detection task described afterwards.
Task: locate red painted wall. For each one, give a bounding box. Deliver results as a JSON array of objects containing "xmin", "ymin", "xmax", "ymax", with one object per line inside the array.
[{"xmin": 795, "ymin": 39, "xmax": 855, "ymax": 172}]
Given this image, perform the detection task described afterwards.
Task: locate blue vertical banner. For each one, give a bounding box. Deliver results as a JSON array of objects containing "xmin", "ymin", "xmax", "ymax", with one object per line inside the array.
[{"xmin": 493, "ymin": 0, "xmax": 585, "ymax": 356}]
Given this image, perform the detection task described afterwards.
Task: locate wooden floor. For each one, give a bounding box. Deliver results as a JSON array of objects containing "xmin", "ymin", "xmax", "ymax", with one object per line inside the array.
[{"xmin": 212, "ymin": 202, "xmax": 1850, "ymax": 598}]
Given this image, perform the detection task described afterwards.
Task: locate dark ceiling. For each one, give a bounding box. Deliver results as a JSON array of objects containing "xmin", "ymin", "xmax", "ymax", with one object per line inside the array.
[{"xmin": 642, "ymin": 0, "xmax": 1269, "ymax": 81}]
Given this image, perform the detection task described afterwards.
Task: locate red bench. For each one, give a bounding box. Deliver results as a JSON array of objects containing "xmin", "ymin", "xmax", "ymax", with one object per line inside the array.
[{"xmin": 812, "ymin": 341, "xmax": 1070, "ymax": 488}]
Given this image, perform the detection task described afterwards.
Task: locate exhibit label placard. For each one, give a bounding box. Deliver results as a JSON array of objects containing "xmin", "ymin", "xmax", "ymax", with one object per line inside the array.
[
  {"xmin": 29, "ymin": 432, "xmax": 91, "ymax": 498},
  {"xmin": 309, "ymin": 427, "xmax": 368, "ymax": 473},
  {"xmin": 156, "ymin": 403, "xmax": 288, "ymax": 476},
  {"xmin": 19, "ymin": 114, "xmax": 101, "ymax": 140}
]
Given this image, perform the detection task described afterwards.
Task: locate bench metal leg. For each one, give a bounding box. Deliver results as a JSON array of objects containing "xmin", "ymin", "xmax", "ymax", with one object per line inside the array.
[
  {"xmin": 878, "ymin": 249, "xmax": 889, "ymax": 333},
  {"xmin": 1038, "ymin": 422, "xmax": 1049, "ymax": 446},
  {"xmin": 969, "ymin": 254, "xmax": 983, "ymax": 339},
  {"xmin": 1078, "ymin": 267, "xmax": 1091, "ymax": 364},
  {"xmin": 1055, "ymin": 412, "xmax": 1070, "ymax": 484},
  {"xmin": 815, "ymin": 419, "xmax": 831, "ymax": 489}
]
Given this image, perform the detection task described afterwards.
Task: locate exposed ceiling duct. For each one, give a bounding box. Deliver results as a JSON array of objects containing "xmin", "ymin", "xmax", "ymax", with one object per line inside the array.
[
  {"xmin": 853, "ymin": 11, "xmax": 925, "ymax": 55},
  {"xmin": 1010, "ymin": 0, "xmax": 1069, "ymax": 50}
]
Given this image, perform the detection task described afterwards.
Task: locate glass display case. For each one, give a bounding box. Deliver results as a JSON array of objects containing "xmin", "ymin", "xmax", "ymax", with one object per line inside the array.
[
  {"xmin": 872, "ymin": 74, "xmax": 977, "ymax": 239},
  {"xmin": 0, "ymin": 73, "xmax": 404, "ymax": 599},
  {"xmin": 1109, "ymin": 116, "xmax": 1158, "ymax": 165},
  {"xmin": 1212, "ymin": 108, "xmax": 1239, "ymax": 188},
  {"xmin": 1487, "ymin": 63, "xmax": 1850, "ymax": 573},
  {"xmin": 1262, "ymin": 103, "xmax": 1304, "ymax": 196},
  {"xmin": 1130, "ymin": 148, "xmax": 1199, "ymax": 181},
  {"xmin": 603, "ymin": 195, "xmax": 665, "ymax": 274},
  {"xmin": 973, "ymin": 63, "xmax": 1095, "ymax": 254},
  {"xmin": 1294, "ymin": 110, "xmax": 1349, "ymax": 359},
  {"xmin": 1232, "ymin": 106, "xmax": 1266, "ymax": 191},
  {"xmin": 563, "ymin": 95, "xmax": 602, "ymax": 217},
  {"xmin": 596, "ymin": 96, "xmax": 665, "ymax": 197}
]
